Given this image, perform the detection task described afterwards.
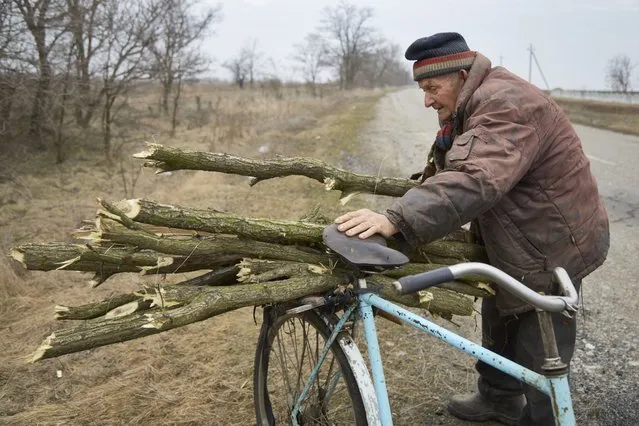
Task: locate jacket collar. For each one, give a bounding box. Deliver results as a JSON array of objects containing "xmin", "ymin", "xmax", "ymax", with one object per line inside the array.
[{"xmin": 453, "ymin": 52, "xmax": 492, "ymax": 122}]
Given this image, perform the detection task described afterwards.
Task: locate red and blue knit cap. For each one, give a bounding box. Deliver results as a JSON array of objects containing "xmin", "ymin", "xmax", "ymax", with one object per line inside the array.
[{"xmin": 405, "ymin": 32, "xmax": 476, "ymax": 81}]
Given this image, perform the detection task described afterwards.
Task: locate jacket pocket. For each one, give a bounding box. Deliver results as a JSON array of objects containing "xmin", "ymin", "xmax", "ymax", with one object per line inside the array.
[
  {"xmin": 446, "ymin": 133, "xmax": 475, "ymax": 163},
  {"xmin": 493, "ymin": 210, "xmax": 547, "ymax": 266},
  {"xmin": 479, "ymin": 209, "xmax": 546, "ymax": 274}
]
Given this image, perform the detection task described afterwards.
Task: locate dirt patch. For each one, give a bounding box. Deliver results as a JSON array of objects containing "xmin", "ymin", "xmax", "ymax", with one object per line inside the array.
[{"xmin": 554, "ymin": 97, "xmax": 639, "ymax": 136}]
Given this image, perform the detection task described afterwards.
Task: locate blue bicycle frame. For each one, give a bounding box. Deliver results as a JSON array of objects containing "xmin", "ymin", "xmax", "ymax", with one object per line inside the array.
[{"xmin": 291, "ymin": 277, "xmax": 576, "ymax": 426}]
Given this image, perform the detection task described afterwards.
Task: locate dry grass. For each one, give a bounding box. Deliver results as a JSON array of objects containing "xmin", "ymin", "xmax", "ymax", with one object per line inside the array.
[
  {"xmin": 0, "ymin": 83, "xmax": 393, "ymax": 425},
  {"xmin": 554, "ymin": 97, "xmax": 639, "ymax": 136}
]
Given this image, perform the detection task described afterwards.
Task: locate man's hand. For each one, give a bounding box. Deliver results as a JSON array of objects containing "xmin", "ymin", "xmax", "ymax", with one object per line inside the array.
[{"xmin": 334, "ymin": 209, "xmax": 399, "ymax": 239}]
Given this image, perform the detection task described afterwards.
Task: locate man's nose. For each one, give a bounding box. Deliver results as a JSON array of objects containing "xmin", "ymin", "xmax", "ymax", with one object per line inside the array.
[{"xmin": 424, "ymin": 94, "xmax": 435, "ymax": 108}]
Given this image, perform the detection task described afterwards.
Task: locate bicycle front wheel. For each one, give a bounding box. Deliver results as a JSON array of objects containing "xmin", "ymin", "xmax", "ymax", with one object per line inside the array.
[{"xmin": 254, "ymin": 307, "xmax": 368, "ymax": 425}]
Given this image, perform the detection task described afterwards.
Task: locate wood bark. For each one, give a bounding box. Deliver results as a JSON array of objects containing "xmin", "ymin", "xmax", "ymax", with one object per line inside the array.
[
  {"xmin": 94, "ymin": 218, "xmax": 331, "ymax": 266},
  {"xmin": 33, "ymin": 267, "xmax": 475, "ymax": 361},
  {"xmin": 370, "ymin": 275, "xmax": 474, "ymax": 318},
  {"xmin": 133, "ymin": 143, "xmax": 418, "ymax": 197},
  {"xmin": 237, "ymin": 259, "xmax": 493, "ymax": 298},
  {"xmin": 103, "ymin": 198, "xmax": 486, "ymax": 262},
  {"xmin": 15, "ymin": 143, "xmax": 499, "ymax": 362},
  {"xmin": 31, "ymin": 274, "xmax": 344, "ymax": 362},
  {"xmin": 55, "ymin": 294, "xmax": 142, "ymax": 320},
  {"xmin": 10, "ymin": 243, "xmax": 241, "ymax": 287}
]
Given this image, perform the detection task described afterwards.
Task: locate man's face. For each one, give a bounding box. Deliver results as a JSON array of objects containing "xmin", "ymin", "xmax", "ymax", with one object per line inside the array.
[{"xmin": 418, "ymin": 71, "xmax": 466, "ymax": 122}]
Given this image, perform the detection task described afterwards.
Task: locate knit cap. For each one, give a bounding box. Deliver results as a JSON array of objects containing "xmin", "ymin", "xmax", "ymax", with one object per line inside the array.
[{"xmin": 405, "ymin": 32, "xmax": 476, "ymax": 81}]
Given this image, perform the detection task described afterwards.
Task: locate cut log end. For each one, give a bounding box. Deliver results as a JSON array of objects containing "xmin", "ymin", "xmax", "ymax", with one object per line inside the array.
[
  {"xmin": 30, "ymin": 333, "xmax": 55, "ymax": 363},
  {"xmin": 114, "ymin": 199, "xmax": 141, "ymax": 218},
  {"xmin": 476, "ymin": 281, "xmax": 496, "ymax": 296},
  {"xmin": 9, "ymin": 249, "xmax": 26, "ymax": 268},
  {"xmin": 307, "ymin": 264, "xmax": 330, "ymax": 275},
  {"xmin": 54, "ymin": 306, "xmax": 70, "ymax": 319},
  {"xmin": 418, "ymin": 291, "xmax": 434, "ymax": 305},
  {"xmin": 323, "ymin": 177, "xmax": 336, "ymax": 190},
  {"xmin": 89, "ymin": 280, "xmax": 101, "ymax": 288},
  {"xmin": 90, "ymin": 274, "xmax": 108, "ymax": 288},
  {"xmin": 132, "ymin": 143, "xmax": 160, "ymax": 159}
]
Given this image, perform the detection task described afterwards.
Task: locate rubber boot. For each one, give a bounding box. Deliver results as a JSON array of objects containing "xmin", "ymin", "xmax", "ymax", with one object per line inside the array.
[{"xmin": 447, "ymin": 392, "xmax": 525, "ymax": 425}]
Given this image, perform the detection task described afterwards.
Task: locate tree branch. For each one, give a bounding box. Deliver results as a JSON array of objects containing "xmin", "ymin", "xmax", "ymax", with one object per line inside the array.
[{"xmin": 133, "ymin": 143, "xmax": 417, "ymax": 197}]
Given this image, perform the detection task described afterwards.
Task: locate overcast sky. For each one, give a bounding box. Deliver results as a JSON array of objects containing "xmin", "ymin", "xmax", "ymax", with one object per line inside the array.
[{"xmin": 201, "ymin": 0, "xmax": 639, "ymax": 90}]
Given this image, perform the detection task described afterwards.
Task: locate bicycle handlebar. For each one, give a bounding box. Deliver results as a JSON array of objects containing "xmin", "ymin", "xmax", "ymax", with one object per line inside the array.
[{"xmin": 394, "ymin": 262, "xmax": 579, "ymax": 315}]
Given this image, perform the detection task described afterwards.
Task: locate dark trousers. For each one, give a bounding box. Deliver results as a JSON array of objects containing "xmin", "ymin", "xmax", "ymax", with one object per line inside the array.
[{"xmin": 475, "ymin": 281, "xmax": 580, "ymax": 426}]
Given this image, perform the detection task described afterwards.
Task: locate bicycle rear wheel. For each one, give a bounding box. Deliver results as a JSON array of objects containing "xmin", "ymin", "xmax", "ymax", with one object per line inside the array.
[{"xmin": 254, "ymin": 307, "xmax": 368, "ymax": 425}]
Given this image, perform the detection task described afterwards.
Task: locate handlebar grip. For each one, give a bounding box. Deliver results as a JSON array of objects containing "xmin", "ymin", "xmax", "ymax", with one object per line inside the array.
[{"xmin": 394, "ymin": 267, "xmax": 455, "ymax": 295}]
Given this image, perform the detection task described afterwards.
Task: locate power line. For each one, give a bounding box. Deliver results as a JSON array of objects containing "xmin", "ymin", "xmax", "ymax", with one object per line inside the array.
[
  {"xmin": 532, "ymin": 50, "xmax": 550, "ymax": 90},
  {"xmin": 528, "ymin": 43, "xmax": 550, "ymax": 90}
]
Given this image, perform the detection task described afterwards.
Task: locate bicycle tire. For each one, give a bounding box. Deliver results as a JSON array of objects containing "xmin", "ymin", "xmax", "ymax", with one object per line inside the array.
[{"xmin": 254, "ymin": 307, "xmax": 368, "ymax": 425}]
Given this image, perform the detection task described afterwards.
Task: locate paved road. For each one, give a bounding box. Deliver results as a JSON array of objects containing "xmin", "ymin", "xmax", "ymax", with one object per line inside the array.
[
  {"xmin": 570, "ymin": 125, "xmax": 639, "ymax": 425},
  {"xmin": 361, "ymin": 87, "xmax": 639, "ymax": 424}
]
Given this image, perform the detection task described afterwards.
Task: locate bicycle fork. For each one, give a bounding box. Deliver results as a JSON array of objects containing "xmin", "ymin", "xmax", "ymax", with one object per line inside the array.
[{"xmin": 290, "ymin": 304, "xmax": 356, "ymax": 425}]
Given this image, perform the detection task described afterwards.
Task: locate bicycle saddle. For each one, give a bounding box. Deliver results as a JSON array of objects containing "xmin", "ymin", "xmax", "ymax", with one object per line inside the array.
[{"xmin": 322, "ymin": 224, "xmax": 409, "ymax": 271}]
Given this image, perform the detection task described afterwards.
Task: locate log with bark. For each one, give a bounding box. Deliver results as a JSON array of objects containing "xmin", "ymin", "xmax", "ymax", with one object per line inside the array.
[
  {"xmin": 133, "ymin": 143, "xmax": 418, "ymax": 198},
  {"xmin": 32, "ymin": 261, "xmax": 480, "ymax": 362},
  {"xmin": 11, "ymin": 146, "xmax": 496, "ymax": 362}
]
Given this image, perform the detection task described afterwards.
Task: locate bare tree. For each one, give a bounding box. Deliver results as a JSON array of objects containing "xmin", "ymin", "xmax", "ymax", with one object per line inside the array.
[
  {"xmin": 148, "ymin": 0, "xmax": 221, "ymax": 136},
  {"xmin": 13, "ymin": 0, "xmax": 68, "ymax": 144},
  {"xmin": 222, "ymin": 54, "xmax": 247, "ymax": 88},
  {"xmin": 0, "ymin": 0, "xmax": 21, "ymax": 140},
  {"xmin": 243, "ymin": 39, "xmax": 261, "ymax": 87},
  {"xmin": 97, "ymin": 0, "xmax": 159, "ymax": 160},
  {"xmin": 66, "ymin": 0, "xmax": 107, "ymax": 128},
  {"xmin": 0, "ymin": 1, "xmax": 14, "ymax": 59},
  {"xmin": 319, "ymin": 0, "xmax": 379, "ymax": 90},
  {"xmin": 51, "ymin": 41, "xmax": 74, "ymax": 163},
  {"xmin": 150, "ymin": 0, "xmax": 219, "ymax": 115},
  {"xmin": 291, "ymin": 33, "xmax": 326, "ymax": 96},
  {"xmin": 606, "ymin": 54, "xmax": 634, "ymax": 92},
  {"xmin": 357, "ymin": 41, "xmax": 410, "ymax": 88},
  {"xmin": 223, "ymin": 39, "xmax": 262, "ymax": 89}
]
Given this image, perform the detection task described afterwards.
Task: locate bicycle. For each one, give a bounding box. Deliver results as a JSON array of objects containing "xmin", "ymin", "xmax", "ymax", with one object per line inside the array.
[{"xmin": 253, "ymin": 224, "xmax": 580, "ymax": 426}]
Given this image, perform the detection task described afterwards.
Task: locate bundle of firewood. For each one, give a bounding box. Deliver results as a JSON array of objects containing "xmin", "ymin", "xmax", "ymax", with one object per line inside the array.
[{"xmin": 10, "ymin": 144, "xmax": 493, "ymax": 363}]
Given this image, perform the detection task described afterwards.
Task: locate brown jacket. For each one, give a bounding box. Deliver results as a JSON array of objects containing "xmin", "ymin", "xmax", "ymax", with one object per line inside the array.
[{"xmin": 385, "ymin": 53, "xmax": 610, "ymax": 315}]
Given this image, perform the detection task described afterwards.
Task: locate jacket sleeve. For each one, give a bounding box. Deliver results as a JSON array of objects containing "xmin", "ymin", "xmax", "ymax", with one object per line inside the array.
[{"xmin": 385, "ymin": 98, "xmax": 541, "ymax": 246}]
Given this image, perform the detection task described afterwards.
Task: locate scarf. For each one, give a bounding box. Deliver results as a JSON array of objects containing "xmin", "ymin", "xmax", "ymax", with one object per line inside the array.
[
  {"xmin": 434, "ymin": 122, "xmax": 453, "ymax": 151},
  {"xmin": 412, "ymin": 115, "xmax": 460, "ymax": 183}
]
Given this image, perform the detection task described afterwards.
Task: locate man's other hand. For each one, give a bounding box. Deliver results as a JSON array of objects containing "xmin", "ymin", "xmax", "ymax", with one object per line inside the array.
[{"xmin": 334, "ymin": 209, "xmax": 399, "ymax": 239}]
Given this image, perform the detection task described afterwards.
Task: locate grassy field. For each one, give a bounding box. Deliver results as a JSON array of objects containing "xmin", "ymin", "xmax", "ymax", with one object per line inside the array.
[
  {"xmin": 554, "ymin": 97, "xmax": 639, "ymax": 136},
  {"xmin": 0, "ymin": 83, "xmax": 410, "ymax": 425}
]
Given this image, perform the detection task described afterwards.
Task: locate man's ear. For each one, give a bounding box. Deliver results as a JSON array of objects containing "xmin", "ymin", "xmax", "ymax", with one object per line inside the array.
[{"xmin": 460, "ymin": 69, "xmax": 469, "ymax": 82}]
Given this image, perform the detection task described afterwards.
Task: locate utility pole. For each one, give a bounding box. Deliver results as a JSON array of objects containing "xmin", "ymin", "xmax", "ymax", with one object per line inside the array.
[
  {"xmin": 499, "ymin": 53, "xmax": 503, "ymax": 66},
  {"xmin": 528, "ymin": 44, "xmax": 533, "ymax": 83}
]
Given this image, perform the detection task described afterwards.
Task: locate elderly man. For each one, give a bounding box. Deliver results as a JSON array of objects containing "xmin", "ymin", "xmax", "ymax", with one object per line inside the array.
[{"xmin": 335, "ymin": 32, "xmax": 609, "ymax": 425}]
